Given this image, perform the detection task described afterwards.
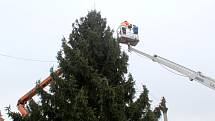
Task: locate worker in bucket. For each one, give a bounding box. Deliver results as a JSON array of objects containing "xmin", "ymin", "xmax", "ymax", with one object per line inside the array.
[
  {"xmin": 120, "ymin": 21, "xmax": 129, "ymax": 35},
  {"xmin": 132, "ymin": 25, "xmax": 138, "ymax": 34}
]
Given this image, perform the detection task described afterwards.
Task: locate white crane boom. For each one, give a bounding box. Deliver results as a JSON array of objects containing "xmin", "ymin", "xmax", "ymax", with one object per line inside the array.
[{"xmin": 129, "ymin": 46, "xmax": 215, "ymax": 91}]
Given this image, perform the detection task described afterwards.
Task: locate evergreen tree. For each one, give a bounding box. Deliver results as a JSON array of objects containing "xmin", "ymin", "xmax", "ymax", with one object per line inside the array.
[{"xmin": 7, "ymin": 10, "xmax": 161, "ymax": 121}]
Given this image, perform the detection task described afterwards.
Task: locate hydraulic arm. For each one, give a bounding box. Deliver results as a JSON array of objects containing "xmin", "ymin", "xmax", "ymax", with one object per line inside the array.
[
  {"xmin": 129, "ymin": 46, "xmax": 215, "ymax": 91},
  {"xmin": 17, "ymin": 69, "xmax": 61, "ymax": 116}
]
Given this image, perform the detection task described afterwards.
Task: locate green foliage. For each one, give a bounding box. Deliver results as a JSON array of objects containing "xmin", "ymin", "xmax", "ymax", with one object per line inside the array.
[{"xmin": 7, "ymin": 10, "xmax": 161, "ymax": 121}]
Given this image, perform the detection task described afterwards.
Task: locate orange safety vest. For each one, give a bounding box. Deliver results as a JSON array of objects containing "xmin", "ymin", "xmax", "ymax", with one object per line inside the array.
[{"xmin": 121, "ymin": 21, "xmax": 129, "ymax": 27}]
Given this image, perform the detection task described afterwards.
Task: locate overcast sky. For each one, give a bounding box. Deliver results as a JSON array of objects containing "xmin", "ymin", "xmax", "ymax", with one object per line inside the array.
[{"xmin": 1, "ymin": 0, "xmax": 215, "ymax": 121}]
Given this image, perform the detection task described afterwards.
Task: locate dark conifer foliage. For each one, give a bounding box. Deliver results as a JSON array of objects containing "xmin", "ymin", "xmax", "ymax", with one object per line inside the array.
[{"xmin": 7, "ymin": 10, "xmax": 161, "ymax": 121}]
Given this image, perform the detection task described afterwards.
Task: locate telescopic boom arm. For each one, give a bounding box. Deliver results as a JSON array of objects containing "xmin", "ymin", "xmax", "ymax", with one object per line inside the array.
[
  {"xmin": 129, "ymin": 46, "xmax": 215, "ymax": 91},
  {"xmin": 17, "ymin": 69, "xmax": 61, "ymax": 116}
]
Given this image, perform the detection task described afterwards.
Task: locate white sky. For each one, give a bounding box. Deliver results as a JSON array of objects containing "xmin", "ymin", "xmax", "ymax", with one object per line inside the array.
[{"xmin": 0, "ymin": 0, "xmax": 215, "ymax": 120}]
